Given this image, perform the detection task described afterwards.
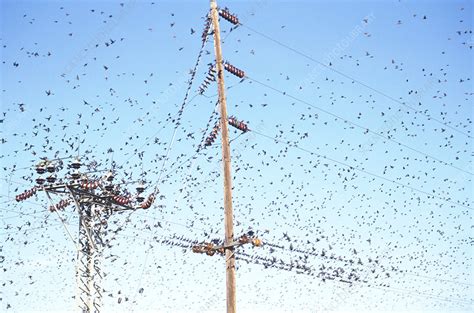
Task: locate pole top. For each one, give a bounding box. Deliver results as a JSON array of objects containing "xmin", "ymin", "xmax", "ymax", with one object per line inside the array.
[{"xmin": 210, "ymin": 0, "xmax": 217, "ymax": 10}]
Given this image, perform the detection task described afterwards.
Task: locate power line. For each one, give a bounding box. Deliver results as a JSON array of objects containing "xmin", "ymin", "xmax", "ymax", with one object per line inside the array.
[
  {"xmin": 6, "ymin": 190, "xmax": 472, "ymax": 307},
  {"xmin": 0, "ymin": 221, "xmax": 66, "ymax": 236},
  {"xmin": 401, "ymin": 271, "xmax": 474, "ymax": 288},
  {"xmin": 5, "ymin": 155, "xmax": 86, "ymax": 174},
  {"xmin": 136, "ymin": 93, "xmax": 474, "ymax": 295},
  {"xmin": 5, "ymin": 203, "xmax": 473, "ymax": 291},
  {"xmin": 128, "ymin": 106, "xmax": 219, "ymax": 311},
  {"xmin": 368, "ymin": 285, "xmax": 474, "ymax": 306},
  {"xmin": 0, "ymin": 177, "xmax": 37, "ymax": 187},
  {"xmin": 117, "ymin": 93, "xmax": 199, "ymax": 170},
  {"xmin": 107, "ymin": 18, "xmax": 212, "ymax": 253},
  {"xmin": 44, "ymin": 189, "xmax": 79, "ymax": 251},
  {"xmin": 127, "ymin": 16, "xmax": 215, "ymax": 311},
  {"xmin": 246, "ymin": 75, "xmax": 473, "ymax": 177},
  {"xmin": 114, "ymin": 230, "xmax": 473, "ymax": 307},
  {"xmin": 238, "ymin": 23, "xmax": 472, "ymax": 140},
  {"xmin": 4, "ymin": 221, "xmax": 471, "ymax": 309},
  {"xmin": 235, "ymin": 250, "xmax": 473, "ymax": 306},
  {"xmin": 0, "ymin": 194, "xmax": 45, "ymax": 207},
  {"xmin": 263, "ymin": 241, "xmax": 474, "ymax": 288},
  {"xmin": 1, "ymin": 209, "xmax": 49, "ymax": 220},
  {"xmin": 250, "ymin": 129, "xmax": 472, "ymax": 211}
]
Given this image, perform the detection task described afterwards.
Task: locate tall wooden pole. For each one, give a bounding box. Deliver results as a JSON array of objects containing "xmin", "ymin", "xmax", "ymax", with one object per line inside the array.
[{"xmin": 209, "ymin": 1, "xmax": 236, "ymax": 312}]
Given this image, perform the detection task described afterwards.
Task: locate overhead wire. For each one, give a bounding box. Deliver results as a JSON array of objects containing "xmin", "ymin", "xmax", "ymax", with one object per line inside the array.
[
  {"xmin": 108, "ymin": 12, "xmax": 213, "ymax": 253},
  {"xmin": 128, "ymin": 13, "xmax": 214, "ymax": 311},
  {"xmin": 250, "ymin": 129, "xmax": 472, "ymax": 211},
  {"xmin": 4, "ymin": 7, "xmax": 472, "ymax": 311},
  {"xmin": 115, "ymin": 228, "xmax": 474, "ymax": 307},
  {"xmin": 263, "ymin": 239, "xmax": 474, "ymax": 287},
  {"xmin": 245, "ymin": 75, "xmax": 473, "ymax": 177},
  {"xmin": 43, "ymin": 189, "xmax": 79, "ymax": 251},
  {"xmin": 129, "ymin": 103, "xmax": 220, "ymax": 312},
  {"xmin": 238, "ymin": 23, "xmax": 472, "ymax": 139},
  {"xmin": 367, "ymin": 285, "xmax": 474, "ymax": 306}
]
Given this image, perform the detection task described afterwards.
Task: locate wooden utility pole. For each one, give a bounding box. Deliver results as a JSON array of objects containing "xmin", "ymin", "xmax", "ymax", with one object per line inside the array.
[{"xmin": 209, "ymin": 1, "xmax": 237, "ymax": 312}]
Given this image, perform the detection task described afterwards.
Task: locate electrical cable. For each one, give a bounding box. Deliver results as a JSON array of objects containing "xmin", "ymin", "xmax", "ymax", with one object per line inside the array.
[
  {"xmin": 239, "ymin": 23, "xmax": 472, "ymax": 139},
  {"xmin": 250, "ymin": 129, "xmax": 472, "ymax": 211},
  {"xmin": 246, "ymin": 75, "xmax": 473, "ymax": 177}
]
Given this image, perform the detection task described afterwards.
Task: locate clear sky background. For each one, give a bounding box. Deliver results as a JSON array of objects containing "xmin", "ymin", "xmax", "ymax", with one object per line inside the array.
[{"xmin": 0, "ymin": 0, "xmax": 473, "ymax": 312}]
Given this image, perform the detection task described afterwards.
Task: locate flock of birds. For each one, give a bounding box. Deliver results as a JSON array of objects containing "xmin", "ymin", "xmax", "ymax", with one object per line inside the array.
[{"xmin": 1, "ymin": 1, "xmax": 473, "ymax": 312}]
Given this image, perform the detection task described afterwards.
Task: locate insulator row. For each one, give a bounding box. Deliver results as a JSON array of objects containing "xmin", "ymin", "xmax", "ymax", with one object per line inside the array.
[
  {"xmin": 70, "ymin": 158, "xmax": 82, "ymax": 169},
  {"xmin": 49, "ymin": 199, "xmax": 71, "ymax": 212},
  {"xmin": 46, "ymin": 163, "xmax": 56, "ymax": 173},
  {"xmin": 223, "ymin": 62, "xmax": 245, "ymax": 78},
  {"xmin": 238, "ymin": 234, "xmax": 262, "ymax": 246},
  {"xmin": 204, "ymin": 122, "xmax": 220, "ymax": 147},
  {"xmin": 105, "ymin": 171, "xmax": 114, "ymax": 182},
  {"xmin": 70, "ymin": 170, "xmax": 81, "ymax": 180},
  {"xmin": 35, "ymin": 163, "xmax": 46, "ymax": 174},
  {"xmin": 198, "ymin": 64, "xmax": 217, "ymax": 94},
  {"xmin": 80, "ymin": 180, "xmax": 101, "ymax": 190},
  {"xmin": 192, "ymin": 245, "xmax": 204, "ymax": 253},
  {"xmin": 238, "ymin": 234, "xmax": 250, "ymax": 244},
  {"xmin": 140, "ymin": 194, "xmax": 155, "ymax": 209},
  {"xmin": 15, "ymin": 187, "xmax": 37, "ymax": 202},
  {"xmin": 112, "ymin": 195, "xmax": 131, "ymax": 205},
  {"xmin": 192, "ymin": 243, "xmax": 222, "ymax": 256},
  {"xmin": 228, "ymin": 116, "xmax": 249, "ymax": 132},
  {"xmin": 136, "ymin": 183, "xmax": 145, "ymax": 194},
  {"xmin": 46, "ymin": 175, "xmax": 57, "ymax": 183},
  {"xmin": 219, "ymin": 8, "xmax": 239, "ymax": 25}
]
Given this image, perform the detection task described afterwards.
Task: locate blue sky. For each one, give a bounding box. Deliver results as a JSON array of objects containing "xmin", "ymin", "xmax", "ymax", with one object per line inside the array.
[{"xmin": 1, "ymin": 0, "xmax": 473, "ymax": 312}]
